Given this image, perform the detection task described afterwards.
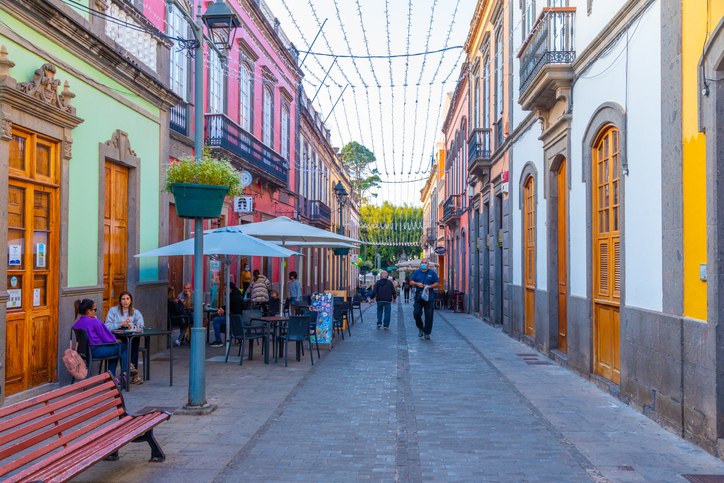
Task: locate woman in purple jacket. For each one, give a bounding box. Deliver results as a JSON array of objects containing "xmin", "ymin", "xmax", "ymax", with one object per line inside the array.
[{"xmin": 72, "ymin": 299, "xmax": 127, "ymax": 379}]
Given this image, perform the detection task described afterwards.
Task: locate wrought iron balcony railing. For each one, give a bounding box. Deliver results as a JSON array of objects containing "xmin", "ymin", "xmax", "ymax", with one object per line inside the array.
[
  {"xmin": 170, "ymin": 101, "xmax": 188, "ymax": 137},
  {"xmin": 310, "ymin": 200, "xmax": 331, "ymax": 226},
  {"xmin": 426, "ymin": 227, "xmax": 436, "ymax": 244},
  {"xmin": 205, "ymin": 113, "xmax": 288, "ymax": 185},
  {"xmin": 468, "ymin": 128, "xmax": 491, "ymax": 165},
  {"xmin": 519, "ymin": 8, "xmax": 576, "ymax": 94},
  {"xmin": 443, "ymin": 195, "xmax": 463, "ymax": 223}
]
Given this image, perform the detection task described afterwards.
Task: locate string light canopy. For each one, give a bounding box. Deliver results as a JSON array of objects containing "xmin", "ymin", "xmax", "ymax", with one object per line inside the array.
[{"xmin": 202, "ymin": 0, "xmax": 241, "ymax": 51}]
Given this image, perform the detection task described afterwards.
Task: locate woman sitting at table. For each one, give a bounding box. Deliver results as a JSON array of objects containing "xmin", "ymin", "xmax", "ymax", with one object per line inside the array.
[
  {"xmin": 105, "ymin": 291, "xmax": 144, "ymax": 385},
  {"xmin": 72, "ymin": 298, "xmax": 127, "ymax": 383},
  {"xmin": 209, "ymin": 282, "xmax": 244, "ymax": 347}
]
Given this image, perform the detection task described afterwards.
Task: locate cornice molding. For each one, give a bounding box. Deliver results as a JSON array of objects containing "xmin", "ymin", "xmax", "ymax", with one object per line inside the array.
[
  {"xmin": 238, "ymin": 37, "xmax": 260, "ymax": 63},
  {"xmin": 1, "ymin": 0, "xmax": 181, "ymax": 110}
]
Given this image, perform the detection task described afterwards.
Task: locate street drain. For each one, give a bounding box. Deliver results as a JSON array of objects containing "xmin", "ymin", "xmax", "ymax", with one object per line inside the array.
[
  {"xmin": 525, "ymin": 361, "xmax": 553, "ymax": 365},
  {"xmin": 618, "ymin": 466, "xmax": 634, "ymax": 471},
  {"xmin": 682, "ymin": 476, "xmax": 724, "ymax": 483}
]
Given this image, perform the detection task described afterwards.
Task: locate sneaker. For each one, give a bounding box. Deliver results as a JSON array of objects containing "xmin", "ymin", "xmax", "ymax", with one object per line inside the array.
[
  {"xmin": 384, "ymin": 326, "xmax": 389, "ymax": 330},
  {"xmin": 174, "ymin": 339, "xmax": 181, "ymax": 347},
  {"xmin": 424, "ymin": 334, "xmax": 430, "ymax": 340},
  {"xmin": 418, "ymin": 329, "xmax": 424, "ymax": 338},
  {"xmin": 131, "ymin": 374, "xmax": 144, "ymax": 385},
  {"xmin": 209, "ymin": 341, "xmax": 224, "ymax": 347},
  {"xmin": 377, "ymin": 324, "xmax": 382, "ymax": 329}
]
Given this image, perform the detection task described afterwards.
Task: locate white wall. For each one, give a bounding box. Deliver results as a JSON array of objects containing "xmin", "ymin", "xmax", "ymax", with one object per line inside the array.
[
  {"xmin": 575, "ymin": 0, "xmax": 628, "ymax": 54},
  {"xmin": 511, "ymin": 125, "xmax": 546, "ymax": 289},
  {"xmin": 568, "ymin": 2, "xmax": 662, "ymax": 311}
]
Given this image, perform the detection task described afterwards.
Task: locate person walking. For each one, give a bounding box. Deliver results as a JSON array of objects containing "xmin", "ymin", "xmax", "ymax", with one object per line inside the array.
[
  {"xmin": 403, "ymin": 276, "xmax": 411, "ymax": 303},
  {"xmin": 410, "ymin": 259, "xmax": 441, "ymax": 340},
  {"xmin": 369, "ymin": 271, "xmax": 397, "ymax": 329}
]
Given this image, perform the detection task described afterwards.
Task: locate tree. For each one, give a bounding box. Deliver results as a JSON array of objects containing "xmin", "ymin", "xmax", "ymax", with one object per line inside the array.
[
  {"xmin": 360, "ymin": 202, "xmax": 424, "ymax": 269},
  {"xmin": 339, "ymin": 141, "xmax": 381, "ymax": 205}
]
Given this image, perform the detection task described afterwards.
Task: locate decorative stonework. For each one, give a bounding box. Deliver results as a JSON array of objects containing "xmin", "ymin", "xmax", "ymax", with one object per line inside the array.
[
  {"xmin": 16, "ymin": 63, "xmax": 76, "ymax": 115},
  {"xmin": 94, "ymin": 0, "xmax": 110, "ymax": 10},
  {"xmin": 0, "ymin": 45, "xmax": 16, "ymax": 87},
  {"xmin": 105, "ymin": 2, "xmax": 159, "ymax": 71},
  {"xmin": 105, "ymin": 129, "xmax": 137, "ymax": 157},
  {"xmin": 63, "ymin": 141, "xmax": 72, "ymax": 159},
  {"xmin": 1, "ymin": 119, "xmax": 11, "ymax": 138}
]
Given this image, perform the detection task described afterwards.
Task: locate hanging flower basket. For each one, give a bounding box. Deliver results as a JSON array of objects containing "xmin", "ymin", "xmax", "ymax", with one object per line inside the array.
[
  {"xmin": 333, "ymin": 247, "xmax": 350, "ymax": 256},
  {"xmin": 169, "ymin": 183, "xmax": 228, "ymax": 219}
]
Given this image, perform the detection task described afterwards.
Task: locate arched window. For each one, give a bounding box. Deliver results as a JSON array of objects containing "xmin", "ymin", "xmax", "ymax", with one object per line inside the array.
[
  {"xmin": 495, "ymin": 28, "xmax": 504, "ymax": 118},
  {"xmin": 239, "ymin": 63, "xmax": 252, "ymax": 131},
  {"xmin": 262, "ymin": 86, "xmax": 273, "ymax": 147},
  {"xmin": 593, "ymin": 126, "xmax": 620, "ymax": 301},
  {"xmin": 524, "ymin": 175, "xmax": 536, "ymax": 337},
  {"xmin": 281, "ymin": 103, "xmax": 290, "ymax": 160}
]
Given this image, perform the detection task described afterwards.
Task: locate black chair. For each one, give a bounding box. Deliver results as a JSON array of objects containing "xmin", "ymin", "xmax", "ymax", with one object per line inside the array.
[
  {"xmin": 303, "ymin": 310, "xmax": 321, "ymax": 359},
  {"xmin": 71, "ymin": 328, "xmax": 124, "ymax": 384},
  {"xmin": 276, "ymin": 315, "xmax": 313, "ymax": 367},
  {"xmin": 332, "ymin": 305, "xmax": 345, "ymax": 340},
  {"xmin": 226, "ymin": 314, "xmax": 266, "ymax": 365},
  {"xmin": 351, "ymin": 295, "xmax": 363, "ymax": 323},
  {"xmin": 294, "ymin": 304, "xmax": 310, "ymax": 316},
  {"xmin": 340, "ymin": 302, "xmax": 352, "ymax": 337},
  {"xmin": 266, "ymin": 298, "xmax": 281, "ymax": 316},
  {"xmin": 282, "ymin": 298, "xmax": 291, "ymax": 317},
  {"xmin": 168, "ymin": 313, "xmax": 190, "ymax": 345},
  {"xmin": 333, "ymin": 296, "xmax": 345, "ymax": 305},
  {"xmin": 242, "ymin": 309, "xmax": 264, "ymax": 347}
]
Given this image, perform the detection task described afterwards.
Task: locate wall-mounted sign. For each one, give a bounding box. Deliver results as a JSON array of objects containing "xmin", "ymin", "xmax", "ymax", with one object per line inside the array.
[
  {"xmin": 500, "ymin": 182, "xmax": 509, "ymax": 194},
  {"xmin": 36, "ymin": 243, "xmax": 46, "ymax": 268},
  {"xmin": 33, "ymin": 289, "xmax": 41, "ymax": 307},
  {"xmin": 7, "ymin": 289, "xmax": 21, "ymax": 308},
  {"xmin": 10, "ymin": 276, "xmax": 18, "ymax": 288},
  {"xmin": 233, "ymin": 196, "xmax": 254, "ymax": 213},
  {"xmin": 8, "ymin": 245, "xmax": 21, "ymax": 266},
  {"xmin": 434, "ymin": 246, "xmax": 446, "ymax": 255}
]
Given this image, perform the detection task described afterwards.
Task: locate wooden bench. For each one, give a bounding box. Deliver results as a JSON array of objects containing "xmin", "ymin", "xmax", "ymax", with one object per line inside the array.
[{"xmin": 0, "ymin": 372, "xmax": 171, "ymax": 483}]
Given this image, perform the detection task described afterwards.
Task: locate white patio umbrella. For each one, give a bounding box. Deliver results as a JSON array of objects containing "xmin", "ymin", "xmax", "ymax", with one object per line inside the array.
[
  {"xmin": 135, "ymin": 227, "xmax": 299, "ymax": 359},
  {"xmin": 206, "ymin": 217, "xmax": 359, "ymax": 299}
]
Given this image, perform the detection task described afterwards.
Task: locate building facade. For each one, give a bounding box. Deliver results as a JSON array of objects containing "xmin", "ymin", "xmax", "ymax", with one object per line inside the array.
[{"xmin": 1, "ymin": 0, "xmax": 179, "ymax": 403}]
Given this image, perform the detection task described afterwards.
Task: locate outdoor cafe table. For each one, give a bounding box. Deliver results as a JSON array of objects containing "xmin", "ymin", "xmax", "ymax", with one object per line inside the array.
[
  {"xmin": 112, "ymin": 328, "xmax": 173, "ymax": 391},
  {"xmin": 249, "ymin": 316, "xmax": 289, "ymax": 364}
]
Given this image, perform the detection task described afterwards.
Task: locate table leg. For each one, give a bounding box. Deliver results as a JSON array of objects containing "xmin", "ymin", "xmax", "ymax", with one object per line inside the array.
[
  {"xmin": 264, "ymin": 324, "xmax": 269, "ymax": 364},
  {"xmin": 126, "ymin": 337, "xmax": 132, "ymax": 392},
  {"xmin": 169, "ymin": 333, "xmax": 173, "ymax": 386},
  {"xmin": 144, "ymin": 336, "xmax": 150, "ymax": 381}
]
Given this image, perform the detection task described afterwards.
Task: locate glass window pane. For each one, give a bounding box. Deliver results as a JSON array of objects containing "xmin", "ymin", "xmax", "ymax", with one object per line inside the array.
[
  {"xmin": 614, "ymin": 207, "xmax": 619, "ymax": 232},
  {"xmin": 613, "ymin": 130, "xmax": 619, "ymax": 152},
  {"xmin": 34, "ymin": 192, "xmax": 50, "ymax": 231},
  {"xmin": 598, "ymin": 162, "xmax": 603, "ymax": 185},
  {"xmin": 598, "ymin": 186, "xmax": 603, "ymax": 209},
  {"xmin": 599, "ymin": 211, "xmax": 604, "ymax": 234},
  {"xmin": 33, "ymin": 274, "xmax": 47, "ymax": 307},
  {"xmin": 34, "ymin": 231, "xmax": 49, "ymax": 269},
  {"xmin": 604, "ymin": 159, "xmax": 609, "ymax": 182},
  {"xmin": 36, "ymin": 143, "xmax": 51, "ymax": 177},
  {"xmin": 604, "ymin": 184, "xmax": 609, "ymax": 208},
  {"xmin": 10, "ymin": 135, "xmax": 26, "ymax": 171},
  {"xmin": 613, "ymin": 154, "xmax": 619, "ymax": 179},
  {"xmin": 613, "ymin": 181, "xmax": 618, "ymax": 205},
  {"xmin": 605, "ymin": 209, "xmax": 610, "ymax": 232},
  {"xmin": 8, "ymin": 186, "xmax": 25, "ymax": 229},
  {"xmin": 7, "ymin": 274, "xmax": 22, "ymax": 310},
  {"xmin": 604, "ymin": 136, "xmax": 609, "ymax": 158}
]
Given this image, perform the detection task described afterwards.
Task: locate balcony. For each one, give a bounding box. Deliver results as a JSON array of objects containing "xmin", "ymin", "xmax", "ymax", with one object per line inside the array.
[
  {"xmin": 426, "ymin": 227, "xmax": 436, "ymax": 245},
  {"xmin": 309, "ymin": 200, "xmax": 331, "ymax": 227},
  {"xmin": 170, "ymin": 101, "xmax": 188, "ymax": 137},
  {"xmin": 468, "ymin": 128, "xmax": 491, "ymax": 178},
  {"xmin": 518, "ymin": 8, "xmax": 576, "ymax": 112},
  {"xmin": 442, "ymin": 195, "xmax": 464, "ymax": 226},
  {"xmin": 205, "ymin": 113, "xmax": 288, "ymax": 186}
]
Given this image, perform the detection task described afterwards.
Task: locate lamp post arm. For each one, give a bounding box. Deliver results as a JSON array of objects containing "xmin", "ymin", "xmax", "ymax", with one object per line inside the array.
[{"xmin": 166, "ymin": 0, "xmax": 229, "ymax": 60}]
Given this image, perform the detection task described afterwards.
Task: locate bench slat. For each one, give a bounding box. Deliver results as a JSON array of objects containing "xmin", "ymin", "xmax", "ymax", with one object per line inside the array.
[
  {"xmin": 0, "ymin": 380, "xmax": 118, "ymax": 435},
  {"xmin": 0, "ymin": 412, "xmax": 129, "ymax": 480},
  {"xmin": 0, "ymin": 397, "xmax": 122, "ymax": 462},
  {"xmin": 18, "ymin": 413, "xmax": 169, "ymax": 483},
  {"xmin": 0, "ymin": 374, "xmax": 113, "ymax": 420}
]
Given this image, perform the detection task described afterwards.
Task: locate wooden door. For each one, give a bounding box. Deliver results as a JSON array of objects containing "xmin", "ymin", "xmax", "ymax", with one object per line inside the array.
[
  {"xmin": 6, "ymin": 129, "xmax": 60, "ymax": 396},
  {"xmin": 524, "ymin": 177, "xmax": 535, "ymax": 338},
  {"xmin": 557, "ymin": 159, "xmax": 568, "ymax": 353},
  {"xmin": 103, "ymin": 161, "xmax": 129, "ymax": 319},
  {"xmin": 168, "ymin": 203, "xmax": 184, "ymax": 297},
  {"xmin": 593, "ymin": 127, "xmax": 621, "ymax": 384}
]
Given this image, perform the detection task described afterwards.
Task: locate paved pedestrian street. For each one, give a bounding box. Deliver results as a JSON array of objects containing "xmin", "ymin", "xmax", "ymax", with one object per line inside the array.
[{"xmin": 76, "ymin": 303, "xmax": 724, "ymax": 482}]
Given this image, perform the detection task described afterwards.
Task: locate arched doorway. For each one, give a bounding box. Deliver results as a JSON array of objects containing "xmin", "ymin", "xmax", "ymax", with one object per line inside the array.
[
  {"xmin": 593, "ymin": 126, "xmax": 621, "ymax": 384},
  {"xmin": 557, "ymin": 159, "xmax": 568, "ymax": 352}
]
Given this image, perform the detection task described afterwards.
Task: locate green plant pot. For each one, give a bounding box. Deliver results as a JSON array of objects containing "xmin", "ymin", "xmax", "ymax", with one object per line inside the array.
[
  {"xmin": 169, "ymin": 183, "xmax": 229, "ymax": 219},
  {"xmin": 333, "ymin": 247, "xmax": 350, "ymax": 256}
]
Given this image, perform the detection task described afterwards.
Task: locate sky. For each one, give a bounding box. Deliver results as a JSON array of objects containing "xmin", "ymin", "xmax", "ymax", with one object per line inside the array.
[{"xmin": 264, "ymin": 0, "xmax": 478, "ymax": 207}]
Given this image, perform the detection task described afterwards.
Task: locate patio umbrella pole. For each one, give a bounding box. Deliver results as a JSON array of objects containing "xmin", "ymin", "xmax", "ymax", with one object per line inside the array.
[{"xmin": 187, "ymin": 217, "xmax": 211, "ymax": 412}]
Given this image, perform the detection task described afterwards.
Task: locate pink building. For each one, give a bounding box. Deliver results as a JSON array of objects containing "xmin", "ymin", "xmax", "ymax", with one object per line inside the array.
[{"xmin": 441, "ymin": 64, "xmax": 470, "ymax": 299}]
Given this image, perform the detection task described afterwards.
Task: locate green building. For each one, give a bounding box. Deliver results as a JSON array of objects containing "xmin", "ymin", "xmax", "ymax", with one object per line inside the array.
[{"xmin": 0, "ymin": 0, "xmax": 180, "ymax": 403}]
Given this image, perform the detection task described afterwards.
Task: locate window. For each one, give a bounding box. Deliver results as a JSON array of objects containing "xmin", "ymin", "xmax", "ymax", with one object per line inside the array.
[
  {"xmin": 208, "ymin": 49, "xmax": 223, "ymax": 114},
  {"xmin": 523, "ymin": 0, "xmax": 536, "ymax": 41},
  {"xmin": 240, "ymin": 63, "xmax": 253, "ymax": 131},
  {"xmin": 262, "ymin": 85, "xmax": 274, "ymax": 147},
  {"xmin": 281, "ymin": 103, "xmax": 290, "ymax": 160},
  {"xmin": 495, "ymin": 29, "xmax": 504, "ymax": 118},
  {"xmin": 483, "ymin": 53, "xmax": 490, "ymax": 128},
  {"xmin": 168, "ymin": 6, "xmax": 188, "ymax": 100},
  {"xmin": 474, "ymin": 78, "xmax": 480, "ymax": 129},
  {"xmin": 312, "ymin": 151, "xmax": 317, "ymax": 201}
]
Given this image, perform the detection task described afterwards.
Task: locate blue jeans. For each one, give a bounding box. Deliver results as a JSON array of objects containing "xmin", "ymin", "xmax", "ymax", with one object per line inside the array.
[
  {"xmin": 92, "ymin": 343, "xmax": 127, "ymax": 377},
  {"xmin": 377, "ymin": 301, "xmax": 392, "ymax": 327},
  {"xmin": 212, "ymin": 316, "xmax": 226, "ymax": 343}
]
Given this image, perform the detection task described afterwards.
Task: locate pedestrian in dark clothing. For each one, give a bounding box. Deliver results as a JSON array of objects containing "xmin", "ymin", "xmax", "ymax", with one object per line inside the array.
[
  {"xmin": 403, "ymin": 276, "xmax": 411, "ymax": 303},
  {"xmin": 369, "ymin": 271, "xmax": 397, "ymax": 329},
  {"xmin": 410, "ymin": 259, "xmax": 441, "ymax": 339}
]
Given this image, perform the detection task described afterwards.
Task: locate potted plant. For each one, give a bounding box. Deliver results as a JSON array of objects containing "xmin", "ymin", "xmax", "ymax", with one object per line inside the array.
[
  {"xmin": 333, "ymin": 247, "xmax": 351, "ymax": 256},
  {"xmin": 163, "ymin": 150, "xmax": 243, "ymax": 219}
]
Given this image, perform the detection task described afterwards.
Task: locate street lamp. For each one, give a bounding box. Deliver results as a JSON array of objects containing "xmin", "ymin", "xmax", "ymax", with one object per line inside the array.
[
  {"xmin": 167, "ymin": 0, "xmax": 239, "ymax": 414},
  {"xmin": 334, "ymin": 181, "xmax": 348, "ymax": 291},
  {"xmin": 360, "ymin": 227, "xmax": 368, "ymax": 287}
]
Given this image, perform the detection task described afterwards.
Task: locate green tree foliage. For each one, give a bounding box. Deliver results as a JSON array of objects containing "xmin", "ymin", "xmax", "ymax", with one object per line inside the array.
[
  {"xmin": 339, "ymin": 141, "xmax": 381, "ymax": 205},
  {"xmin": 360, "ymin": 202, "xmax": 424, "ymax": 269}
]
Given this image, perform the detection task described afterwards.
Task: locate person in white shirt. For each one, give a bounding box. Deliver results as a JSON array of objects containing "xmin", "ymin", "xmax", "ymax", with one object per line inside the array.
[{"xmin": 105, "ymin": 291, "xmax": 145, "ymax": 384}]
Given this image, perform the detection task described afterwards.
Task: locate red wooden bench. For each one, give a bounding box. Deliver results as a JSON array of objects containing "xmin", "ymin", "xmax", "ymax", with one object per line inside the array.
[{"xmin": 0, "ymin": 372, "xmax": 171, "ymax": 483}]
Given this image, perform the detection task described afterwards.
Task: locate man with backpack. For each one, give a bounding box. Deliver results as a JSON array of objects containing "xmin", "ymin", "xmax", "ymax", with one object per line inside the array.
[
  {"xmin": 410, "ymin": 259, "xmax": 441, "ymax": 340},
  {"xmin": 369, "ymin": 271, "xmax": 397, "ymax": 330}
]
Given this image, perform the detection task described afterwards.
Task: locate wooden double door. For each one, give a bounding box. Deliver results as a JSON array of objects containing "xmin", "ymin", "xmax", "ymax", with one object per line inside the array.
[
  {"xmin": 103, "ymin": 161, "xmax": 129, "ymax": 319},
  {"xmin": 6, "ymin": 128, "xmax": 60, "ymax": 396},
  {"xmin": 593, "ymin": 127, "xmax": 621, "ymax": 384},
  {"xmin": 524, "ymin": 177, "xmax": 535, "ymax": 338}
]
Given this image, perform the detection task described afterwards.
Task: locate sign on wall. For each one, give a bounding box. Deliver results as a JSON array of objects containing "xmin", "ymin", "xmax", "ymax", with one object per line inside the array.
[{"xmin": 234, "ymin": 196, "xmax": 254, "ymax": 213}]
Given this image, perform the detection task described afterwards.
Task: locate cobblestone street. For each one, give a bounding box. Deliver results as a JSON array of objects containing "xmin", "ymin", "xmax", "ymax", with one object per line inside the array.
[{"xmin": 76, "ymin": 303, "xmax": 724, "ymax": 482}]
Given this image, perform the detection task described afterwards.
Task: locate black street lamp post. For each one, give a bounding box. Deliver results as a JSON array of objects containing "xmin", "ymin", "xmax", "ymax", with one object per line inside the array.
[{"xmin": 334, "ymin": 181, "xmax": 348, "ymax": 291}]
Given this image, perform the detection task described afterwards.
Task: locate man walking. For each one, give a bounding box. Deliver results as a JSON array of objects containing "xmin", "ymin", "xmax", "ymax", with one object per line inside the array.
[
  {"xmin": 369, "ymin": 271, "xmax": 397, "ymax": 329},
  {"xmin": 410, "ymin": 259, "xmax": 440, "ymax": 340}
]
